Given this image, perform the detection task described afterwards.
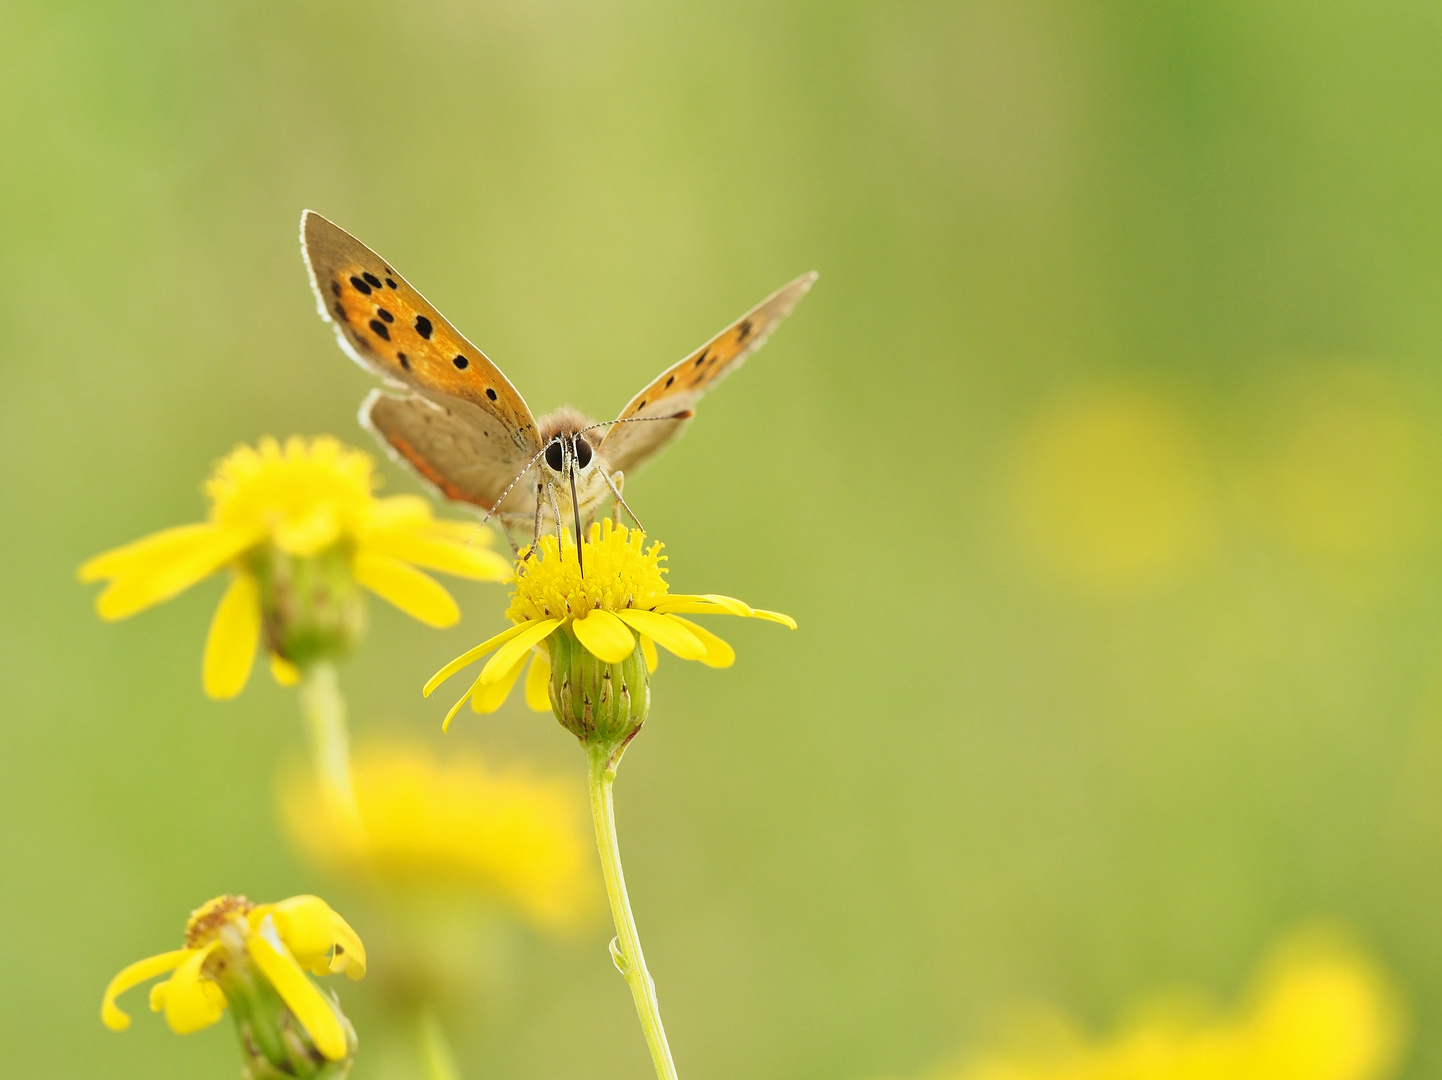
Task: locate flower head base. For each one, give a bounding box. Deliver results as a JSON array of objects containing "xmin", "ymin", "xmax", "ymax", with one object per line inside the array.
[
  {"xmin": 278, "ymin": 741, "xmax": 596, "ymax": 930},
  {"xmin": 426, "ymin": 520, "xmax": 796, "ymax": 750},
  {"xmin": 79, "ymin": 436, "xmax": 510, "ymax": 699},
  {"xmin": 102, "ymin": 893, "xmax": 366, "ymax": 1077}
]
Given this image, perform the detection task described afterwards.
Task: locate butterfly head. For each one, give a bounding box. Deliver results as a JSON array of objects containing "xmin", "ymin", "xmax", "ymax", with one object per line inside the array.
[{"xmin": 538, "ymin": 408, "xmax": 601, "ymax": 479}]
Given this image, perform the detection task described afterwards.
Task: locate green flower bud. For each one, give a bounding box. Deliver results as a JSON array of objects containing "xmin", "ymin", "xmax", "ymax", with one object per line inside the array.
[
  {"xmin": 544, "ymin": 620, "xmax": 650, "ymax": 750},
  {"xmin": 250, "ymin": 542, "xmax": 366, "ymax": 670}
]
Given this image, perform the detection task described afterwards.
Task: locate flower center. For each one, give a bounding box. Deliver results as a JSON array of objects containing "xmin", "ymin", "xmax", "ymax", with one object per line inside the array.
[
  {"xmin": 206, "ymin": 437, "xmax": 377, "ymax": 555},
  {"xmin": 507, "ymin": 520, "xmax": 668, "ymax": 622},
  {"xmin": 185, "ymin": 894, "xmax": 255, "ymax": 947}
]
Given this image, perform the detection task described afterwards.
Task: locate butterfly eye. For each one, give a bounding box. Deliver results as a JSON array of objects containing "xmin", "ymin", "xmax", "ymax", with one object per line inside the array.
[
  {"xmin": 544, "ymin": 440, "xmax": 566, "ymax": 472},
  {"xmin": 574, "ymin": 436, "xmax": 593, "ymax": 469}
]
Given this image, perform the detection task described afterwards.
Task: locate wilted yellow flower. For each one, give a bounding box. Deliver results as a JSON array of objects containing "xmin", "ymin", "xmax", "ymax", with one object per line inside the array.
[
  {"xmin": 278, "ymin": 740, "xmax": 594, "ymax": 930},
  {"xmin": 102, "ymin": 894, "xmax": 365, "ymax": 1074},
  {"xmin": 935, "ymin": 929, "xmax": 1404, "ymax": 1080},
  {"xmin": 425, "ymin": 519, "xmax": 795, "ymax": 734},
  {"xmin": 79, "ymin": 436, "xmax": 509, "ymax": 698}
]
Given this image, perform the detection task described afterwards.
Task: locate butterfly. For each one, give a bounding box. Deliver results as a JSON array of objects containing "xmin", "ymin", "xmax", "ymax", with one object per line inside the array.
[{"xmin": 300, "ymin": 210, "xmax": 817, "ymax": 560}]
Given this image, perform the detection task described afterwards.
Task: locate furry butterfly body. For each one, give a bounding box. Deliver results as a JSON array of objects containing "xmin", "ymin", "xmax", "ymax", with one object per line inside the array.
[{"xmin": 300, "ymin": 211, "xmax": 816, "ymax": 548}]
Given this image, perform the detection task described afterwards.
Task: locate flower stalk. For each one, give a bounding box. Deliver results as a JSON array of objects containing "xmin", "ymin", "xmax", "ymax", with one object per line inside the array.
[
  {"xmin": 298, "ymin": 661, "xmax": 364, "ymax": 839},
  {"xmin": 588, "ymin": 743, "xmax": 677, "ymax": 1080}
]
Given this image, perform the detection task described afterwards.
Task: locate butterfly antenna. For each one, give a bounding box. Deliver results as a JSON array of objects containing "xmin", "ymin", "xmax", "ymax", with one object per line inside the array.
[
  {"xmin": 598, "ymin": 467, "xmax": 646, "ymax": 532},
  {"xmin": 473, "ymin": 445, "xmax": 551, "ymax": 535},
  {"xmin": 575, "ymin": 410, "xmax": 696, "ymax": 440},
  {"xmin": 567, "ymin": 439, "xmax": 585, "ymax": 578}
]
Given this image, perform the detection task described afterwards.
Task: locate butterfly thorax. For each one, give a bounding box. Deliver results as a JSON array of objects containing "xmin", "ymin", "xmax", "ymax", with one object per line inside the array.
[{"xmin": 537, "ymin": 406, "xmax": 597, "ymax": 444}]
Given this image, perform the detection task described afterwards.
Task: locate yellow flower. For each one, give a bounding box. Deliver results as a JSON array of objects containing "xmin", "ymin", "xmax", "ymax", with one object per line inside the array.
[
  {"xmin": 933, "ymin": 928, "xmax": 1404, "ymax": 1080},
  {"xmin": 278, "ymin": 740, "xmax": 595, "ymax": 930},
  {"xmin": 101, "ymin": 894, "xmax": 366, "ymax": 1070},
  {"xmin": 424, "ymin": 519, "xmax": 796, "ymax": 734},
  {"xmin": 79, "ymin": 436, "xmax": 510, "ymax": 698}
]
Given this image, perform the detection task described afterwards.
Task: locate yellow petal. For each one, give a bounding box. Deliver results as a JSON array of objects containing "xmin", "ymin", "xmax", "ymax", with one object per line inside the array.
[
  {"xmin": 426, "ymin": 517, "xmax": 502, "ymax": 544},
  {"xmin": 572, "ymin": 609, "xmax": 635, "ymax": 664},
  {"xmin": 524, "ymin": 650, "xmax": 552, "ymax": 711},
  {"xmin": 162, "ymin": 942, "xmax": 226, "ymax": 1035},
  {"xmin": 424, "ymin": 621, "xmax": 534, "ymax": 697},
  {"xmin": 363, "ymin": 494, "xmax": 432, "ymax": 531},
  {"xmin": 353, "ymin": 551, "xmax": 459, "ymax": 628},
  {"xmin": 93, "ymin": 526, "xmax": 255, "ymax": 620},
  {"xmin": 442, "ymin": 673, "xmax": 483, "ymax": 731},
  {"xmin": 640, "ymin": 635, "xmax": 658, "ymax": 674},
  {"xmin": 247, "ymin": 916, "xmax": 348, "ymax": 1061},
  {"xmin": 750, "ymin": 608, "xmax": 798, "ymax": 629},
  {"xmin": 202, "ymin": 572, "xmax": 261, "ymax": 700},
  {"xmin": 472, "ymin": 652, "xmax": 527, "ymax": 713},
  {"xmin": 101, "ymin": 949, "xmax": 192, "ymax": 1030},
  {"xmin": 652, "ymin": 594, "xmax": 797, "ymax": 629},
  {"xmin": 614, "ymin": 609, "xmax": 704, "ymax": 660},
  {"xmin": 269, "ymin": 652, "xmax": 301, "ymax": 686},
  {"xmin": 666, "ymin": 615, "xmax": 735, "ymax": 668},
  {"xmin": 250, "ymin": 896, "xmax": 366, "ymax": 980},
  {"xmin": 364, "ymin": 527, "xmax": 511, "ymax": 581},
  {"xmin": 480, "ymin": 619, "xmax": 563, "ymax": 684},
  {"xmin": 79, "ymin": 523, "xmax": 215, "ymax": 583},
  {"xmin": 696, "ymin": 593, "xmax": 758, "ymax": 615}
]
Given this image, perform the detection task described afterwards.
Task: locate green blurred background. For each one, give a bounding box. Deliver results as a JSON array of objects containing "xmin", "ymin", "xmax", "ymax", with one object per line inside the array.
[{"xmin": 5, "ymin": 1, "xmax": 1442, "ymax": 1076}]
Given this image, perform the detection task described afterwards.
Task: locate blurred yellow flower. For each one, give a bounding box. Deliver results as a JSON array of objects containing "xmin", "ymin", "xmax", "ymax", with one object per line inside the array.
[
  {"xmin": 934, "ymin": 929, "xmax": 1404, "ymax": 1080},
  {"xmin": 425, "ymin": 519, "xmax": 795, "ymax": 729},
  {"xmin": 102, "ymin": 894, "xmax": 365, "ymax": 1069},
  {"xmin": 278, "ymin": 740, "xmax": 595, "ymax": 930},
  {"xmin": 1254, "ymin": 366, "xmax": 1436, "ymax": 568},
  {"xmin": 1011, "ymin": 389, "xmax": 1215, "ymax": 594},
  {"xmin": 79, "ymin": 436, "xmax": 510, "ymax": 698}
]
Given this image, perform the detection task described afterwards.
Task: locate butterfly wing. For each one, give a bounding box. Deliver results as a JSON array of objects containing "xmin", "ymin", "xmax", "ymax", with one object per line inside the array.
[
  {"xmin": 301, "ymin": 210, "xmax": 543, "ymax": 512},
  {"xmin": 597, "ymin": 271, "xmax": 817, "ymax": 474}
]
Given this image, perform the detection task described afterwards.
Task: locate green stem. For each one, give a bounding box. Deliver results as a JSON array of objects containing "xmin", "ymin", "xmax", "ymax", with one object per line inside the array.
[
  {"xmin": 298, "ymin": 661, "xmax": 364, "ymax": 837},
  {"xmin": 417, "ymin": 1007, "xmax": 462, "ymax": 1080},
  {"xmin": 587, "ymin": 745, "xmax": 679, "ymax": 1080}
]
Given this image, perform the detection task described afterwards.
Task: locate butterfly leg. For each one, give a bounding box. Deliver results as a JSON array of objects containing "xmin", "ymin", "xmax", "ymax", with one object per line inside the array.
[
  {"xmin": 546, "ymin": 480, "xmax": 567, "ymax": 555},
  {"xmin": 601, "ymin": 468, "xmax": 646, "ymax": 532},
  {"xmin": 521, "ymin": 480, "xmax": 544, "ymax": 564}
]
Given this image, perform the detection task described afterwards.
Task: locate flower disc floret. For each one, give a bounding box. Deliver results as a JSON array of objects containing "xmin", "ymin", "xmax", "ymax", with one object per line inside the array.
[
  {"xmin": 508, "ymin": 522, "xmax": 669, "ymax": 622},
  {"xmin": 206, "ymin": 436, "xmax": 376, "ymax": 556}
]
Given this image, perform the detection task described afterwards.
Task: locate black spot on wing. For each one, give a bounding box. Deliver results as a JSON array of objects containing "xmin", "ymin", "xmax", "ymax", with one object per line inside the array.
[
  {"xmin": 385, "ymin": 277, "xmax": 397, "ymax": 289},
  {"xmin": 370, "ymin": 319, "xmax": 391, "ymax": 341},
  {"xmin": 486, "ymin": 387, "xmax": 497, "ymax": 400},
  {"xmin": 362, "ymin": 272, "xmax": 383, "ymax": 289},
  {"xmin": 737, "ymin": 318, "xmax": 754, "ymax": 342},
  {"xmin": 330, "ymin": 280, "xmax": 341, "ymax": 297},
  {"xmin": 665, "ymin": 375, "xmax": 675, "ymax": 388},
  {"xmin": 453, "ymin": 355, "xmax": 469, "ymax": 369},
  {"xmin": 694, "ymin": 350, "xmax": 707, "ymax": 367},
  {"xmin": 333, "ymin": 302, "xmax": 347, "ymax": 321},
  {"xmin": 350, "ymin": 275, "xmax": 372, "ymax": 295},
  {"xmin": 415, "ymin": 315, "xmax": 433, "ymax": 339},
  {"xmin": 376, "ymin": 308, "xmax": 394, "ymax": 323},
  {"xmin": 397, "ymin": 352, "xmax": 409, "ymax": 369}
]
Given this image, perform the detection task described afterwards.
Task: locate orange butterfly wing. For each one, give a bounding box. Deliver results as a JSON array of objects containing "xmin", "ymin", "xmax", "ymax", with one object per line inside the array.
[
  {"xmin": 597, "ymin": 271, "xmax": 817, "ymax": 474},
  {"xmin": 301, "ymin": 211, "xmax": 543, "ymax": 511}
]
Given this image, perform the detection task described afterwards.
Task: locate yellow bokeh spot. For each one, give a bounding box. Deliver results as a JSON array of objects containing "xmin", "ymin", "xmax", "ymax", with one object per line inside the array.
[
  {"xmin": 1255, "ymin": 366, "xmax": 1435, "ymax": 565},
  {"xmin": 278, "ymin": 741, "xmax": 595, "ymax": 931},
  {"xmin": 935, "ymin": 927, "xmax": 1405, "ymax": 1080},
  {"xmin": 1011, "ymin": 389, "xmax": 1215, "ymax": 592}
]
